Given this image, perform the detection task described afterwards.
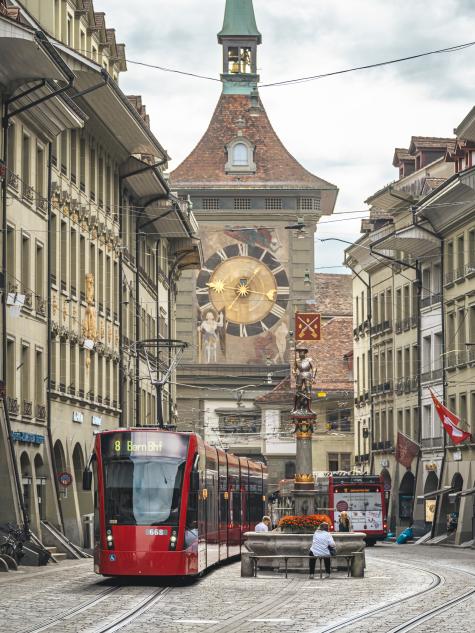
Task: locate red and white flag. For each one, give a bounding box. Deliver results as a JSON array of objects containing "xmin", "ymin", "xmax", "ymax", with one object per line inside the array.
[{"xmin": 429, "ymin": 389, "xmax": 472, "ymax": 445}]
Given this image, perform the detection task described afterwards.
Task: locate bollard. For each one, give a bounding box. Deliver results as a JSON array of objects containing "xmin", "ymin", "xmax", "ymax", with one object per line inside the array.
[
  {"xmin": 351, "ymin": 552, "xmax": 364, "ymax": 578},
  {"xmin": 241, "ymin": 552, "xmax": 254, "ymax": 577}
]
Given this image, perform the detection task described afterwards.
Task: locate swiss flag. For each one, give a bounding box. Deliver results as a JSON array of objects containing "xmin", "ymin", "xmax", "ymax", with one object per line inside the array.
[{"xmin": 429, "ymin": 389, "xmax": 472, "ymax": 445}]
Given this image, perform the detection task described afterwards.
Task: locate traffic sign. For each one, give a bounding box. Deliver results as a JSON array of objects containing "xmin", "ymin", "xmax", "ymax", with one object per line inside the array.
[{"xmin": 58, "ymin": 472, "xmax": 73, "ymax": 487}]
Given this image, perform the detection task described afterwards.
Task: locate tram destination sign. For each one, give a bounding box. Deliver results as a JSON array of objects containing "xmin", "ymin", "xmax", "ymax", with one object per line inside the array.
[{"xmin": 101, "ymin": 432, "xmax": 189, "ymax": 459}]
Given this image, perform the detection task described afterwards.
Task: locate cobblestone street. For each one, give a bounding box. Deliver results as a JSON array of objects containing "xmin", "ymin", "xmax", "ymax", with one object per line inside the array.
[{"xmin": 1, "ymin": 544, "xmax": 474, "ymax": 633}]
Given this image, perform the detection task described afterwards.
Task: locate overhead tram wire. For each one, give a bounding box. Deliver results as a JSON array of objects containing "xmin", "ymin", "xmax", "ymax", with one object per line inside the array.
[{"xmin": 117, "ymin": 39, "xmax": 475, "ymax": 88}]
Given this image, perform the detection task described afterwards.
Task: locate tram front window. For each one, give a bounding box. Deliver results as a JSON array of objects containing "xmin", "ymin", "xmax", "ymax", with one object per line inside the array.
[{"xmin": 104, "ymin": 458, "xmax": 186, "ymax": 526}]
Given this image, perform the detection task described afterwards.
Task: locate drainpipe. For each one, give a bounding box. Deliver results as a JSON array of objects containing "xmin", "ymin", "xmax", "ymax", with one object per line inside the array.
[
  {"xmin": 47, "ymin": 142, "xmax": 65, "ymax": 533},
  {"xmin": 345, "ymin": 260, "xmax": 373, "ymax": 474},
  {"xmin": 412, "ymin": 206, "xmax": 446, "ymax": 538},
  {"xmin": 135, "ymin": 228, "xmax": 141, "ymax": 426}
]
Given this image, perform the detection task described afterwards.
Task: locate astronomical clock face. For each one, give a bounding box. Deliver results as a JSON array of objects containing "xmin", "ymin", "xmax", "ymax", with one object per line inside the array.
[{"xmin": 196, "ymin": 243, "xmax": 290, "ymax": 338}]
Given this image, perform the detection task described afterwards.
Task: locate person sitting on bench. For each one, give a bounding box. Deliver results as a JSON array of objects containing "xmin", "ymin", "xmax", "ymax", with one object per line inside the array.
[{"xmin": 309, "ymin": 522, "xmax": 335, "ymax": 579}]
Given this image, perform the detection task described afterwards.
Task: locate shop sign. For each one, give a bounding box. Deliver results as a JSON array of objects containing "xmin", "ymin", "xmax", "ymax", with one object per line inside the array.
[
  {"xmin": 73, "ymin": 411, "xmax": 84, "ymax": 423},
  {"xmin": 92, "ymin": 415, "xmax": 102, "ymax": 427},
  {"xmin": 453, "ymin": 449, "xmax": 462, "ymax": 462},
  {"xmin": 11, "ymin": 432, "xmax": 45, "ymax": 445},
  {"xmin": 58, "ymin": 472, "xmax": 73, "ymax": 487}
]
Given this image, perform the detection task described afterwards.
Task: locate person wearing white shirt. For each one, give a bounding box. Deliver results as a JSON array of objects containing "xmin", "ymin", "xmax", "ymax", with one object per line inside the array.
[
  {"xmin": 309, "ymin": 522, "xmax": 335, "ymax": 579},
  {"xmin": 254, "ymin": 516, "xmax": 271, "ymax": 532}
]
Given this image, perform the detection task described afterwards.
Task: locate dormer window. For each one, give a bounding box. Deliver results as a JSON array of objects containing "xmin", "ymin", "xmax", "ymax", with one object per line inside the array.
[
  {"xmin": 233, "ymin": 143, "xmax": 249, "ymax": 166},
  {"xmin": 225, "ymin": 137, "xmax": 256, "ymax": 174}
]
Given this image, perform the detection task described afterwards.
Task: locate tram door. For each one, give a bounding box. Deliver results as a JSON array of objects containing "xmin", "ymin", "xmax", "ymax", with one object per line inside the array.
[{"xmin": 472, "ymin": 484, "xmax": 475, "ymax": 540}]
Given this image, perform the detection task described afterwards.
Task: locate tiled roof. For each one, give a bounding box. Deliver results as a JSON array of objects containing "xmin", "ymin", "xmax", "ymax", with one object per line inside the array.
[
  {"xmin": 314, "ymin": 273, "xmax": 352, "ymax": 317},
  {"xmin": 392, "ymin": 148, "xmax": 412, "ymax": 166},
  {"xmin": 408, "ymin": 136, "xmax": 455, "ymax": 153},
  {"xmin": 171, "ymin": 93, "xmax": 338, "ymax": 195},
  {"xmin": 256, "ymin": 317, "xmax": 353, "ymax": 404}
]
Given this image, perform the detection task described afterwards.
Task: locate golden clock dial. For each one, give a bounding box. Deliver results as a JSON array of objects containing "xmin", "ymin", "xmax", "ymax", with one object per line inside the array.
[{"xmin": 208, "ymin": 256, "xmax": 277, "ymax": 325}]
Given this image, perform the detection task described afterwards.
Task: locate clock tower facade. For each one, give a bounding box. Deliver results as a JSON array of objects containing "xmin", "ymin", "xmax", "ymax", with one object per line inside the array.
[{"xmin": 171, "ymin": 0, "xmax": 338, "ymax": 441}]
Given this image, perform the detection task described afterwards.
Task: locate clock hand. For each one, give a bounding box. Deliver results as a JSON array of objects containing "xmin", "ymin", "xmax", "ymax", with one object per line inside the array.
[{"xmin": 246, "ymin": 288, "xmax": 277, "ymax": 301}]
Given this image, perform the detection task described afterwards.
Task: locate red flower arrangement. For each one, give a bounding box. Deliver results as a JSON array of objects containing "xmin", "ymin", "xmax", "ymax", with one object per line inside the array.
[{"xmin": 278, "ymin": 514, "xmax": 333, "ymax": 531}]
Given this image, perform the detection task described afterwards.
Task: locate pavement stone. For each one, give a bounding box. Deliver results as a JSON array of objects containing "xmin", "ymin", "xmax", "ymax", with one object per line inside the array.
[{"xmin": 0, "ymin": 544, "xmax": 473, "ymax": 633}]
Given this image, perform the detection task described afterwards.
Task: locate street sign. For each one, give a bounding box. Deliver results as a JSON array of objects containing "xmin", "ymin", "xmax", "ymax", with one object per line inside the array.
[
  {"xmin": 295, "ymin": 312, "xmax": 321, "ymax": 341},
  {"xmin": 58, "ymin": 472, "xmax": 73, "ymax": 487}
]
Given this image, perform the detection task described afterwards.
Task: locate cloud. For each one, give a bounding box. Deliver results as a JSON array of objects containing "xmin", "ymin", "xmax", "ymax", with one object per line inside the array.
[{"xmin": 96, "ymin": 0, "xmax": 475, "ymax": 271}]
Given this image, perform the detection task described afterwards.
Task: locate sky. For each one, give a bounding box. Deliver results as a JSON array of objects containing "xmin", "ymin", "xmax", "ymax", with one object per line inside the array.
[{"xmin": 98, "ymin": 0, "xmax": 475, "ymax": 273}]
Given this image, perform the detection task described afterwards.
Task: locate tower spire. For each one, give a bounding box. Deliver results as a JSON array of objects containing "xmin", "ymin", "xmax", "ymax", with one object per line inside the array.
[{"xmin": 218, "ymin": 0, "xmax": 262, "ymax": 95}]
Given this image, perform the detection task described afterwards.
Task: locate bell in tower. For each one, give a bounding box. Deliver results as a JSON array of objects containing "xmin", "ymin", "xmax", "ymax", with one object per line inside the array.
[{"xmin": 218, "ymin": 0, "xmax": 262, "ymax": 94}]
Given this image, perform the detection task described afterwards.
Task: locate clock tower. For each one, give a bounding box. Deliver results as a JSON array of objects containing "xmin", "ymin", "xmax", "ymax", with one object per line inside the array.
[{"xmin": 171, "ymin": 0, "xmax": 338, "ymax": 443}]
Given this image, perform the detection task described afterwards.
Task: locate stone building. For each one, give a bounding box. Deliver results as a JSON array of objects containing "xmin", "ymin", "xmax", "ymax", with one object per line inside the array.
[
  {"xmin": 255, "ymin": 274, "xmax": 354, "ymax": 494},
  {"xmin": 0, "ymin": 0, "xmax": 200, "ymax": 546},
  {"xmin": 345, "ymin": 135, "xmax": 475, "ymax": 538},
  {"xmin": 171, "ymin": 0, "xmax": 337, "ymax": 452}
]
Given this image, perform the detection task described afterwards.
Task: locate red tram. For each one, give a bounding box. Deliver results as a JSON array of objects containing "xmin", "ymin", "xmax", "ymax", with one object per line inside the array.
[{"xmin": 84, "ymin": 429, "xmax": 267, "ymax": 577}]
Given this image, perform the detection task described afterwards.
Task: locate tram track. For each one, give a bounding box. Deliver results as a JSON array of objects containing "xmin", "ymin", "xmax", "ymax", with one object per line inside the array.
[
  {"xmin": 88, "ymin": 586, "xmax": 171, "ymax": 633},
  {"xmin": 20, "ymin": 586, "xmax": 123, "ymax": 633},
  {"xmin": 18, "ymin": 584, "xmax": 170, "ymax": 633},
  {"xmin": 314, "ymin": 557, "xmax": 475, "ymax": 633}
]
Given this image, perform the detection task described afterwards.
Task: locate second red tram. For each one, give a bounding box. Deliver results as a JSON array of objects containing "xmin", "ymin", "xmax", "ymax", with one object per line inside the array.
[{"xmin": 86, "ymin": 429, "xmax": 267, "ymax": 577}]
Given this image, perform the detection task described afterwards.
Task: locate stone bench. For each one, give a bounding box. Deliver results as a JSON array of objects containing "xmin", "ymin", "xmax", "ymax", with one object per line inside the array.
[{"xmin": 243, "ymin": 552, "xmax": 364, "ymax": 579}]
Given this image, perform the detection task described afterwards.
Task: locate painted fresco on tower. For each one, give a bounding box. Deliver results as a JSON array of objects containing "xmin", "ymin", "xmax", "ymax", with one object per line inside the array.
[{"xmin": 195, "ymin": 226, "xmax": 290, "ymax": 365}]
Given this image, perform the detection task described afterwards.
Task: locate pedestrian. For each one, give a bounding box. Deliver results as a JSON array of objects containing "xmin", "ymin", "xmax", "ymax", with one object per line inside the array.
[
  {"xmin": 309, "ymin": 522, "xmax": 335, "ymax": 579},
  {"xmin": 254, "ymin": 516, "xmax": 272, "ymax": 532},
  {"xmin": 338, "ymin": 511, "xmax": 351, "ymax": 532}
]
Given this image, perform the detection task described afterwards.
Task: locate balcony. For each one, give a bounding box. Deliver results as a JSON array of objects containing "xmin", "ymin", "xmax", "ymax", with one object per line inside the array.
[
  {"xmin": 421, "ymin": 436, "xmax": 444, "ymax": 450},
  {"xmin": 421, "ymin": 368, "xmax": 443, "ymax": 384},
  {"xmin": 22, "ymin": 400, "xmax": 33, "ymax": 418},
  {"xmin": 421, "ymin": 292, "xmax": 442, "ymax": 308},
  {"xmin": 60, "ymin": 280, "xmax": 67, "ymax": 293},
  {"xmin": 36, "ymin": 404, "xmax": 46, "ymax": 421},
  {"xmin": 24, "ymin": 291, "xmax": 33, "ymax": 310},
  {"xmin": 445, "ymin": 264, "xmax": 475, "ymax": 286},
  {"xmin": 7, "ymin": 397, "xmax": 19, "ymax": 416},
  {"xmin": 22, "ymin": 184, "xmax": 34, "ymax": 204},
  {"xmin": 372, "ymin": 440, "xmax": 393, "ymax": 452}
]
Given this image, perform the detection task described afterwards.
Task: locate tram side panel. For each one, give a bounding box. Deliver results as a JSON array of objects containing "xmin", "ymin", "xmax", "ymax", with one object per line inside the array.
[{"xmin": 218, "ymin": 449, "xmax": 229, "ymax": 561}]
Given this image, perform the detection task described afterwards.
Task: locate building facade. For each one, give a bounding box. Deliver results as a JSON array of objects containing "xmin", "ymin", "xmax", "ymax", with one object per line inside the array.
[
  {"xmin": 171, "ymin": 0, "xmax": 337, "ymax": 454},
  {"xmin": 347, "ymin": 130, "xmax": 475, "ymax": 545},
  {"xmin": 0, "ymin": 0, "xmax": 200, "ymax": 545}
]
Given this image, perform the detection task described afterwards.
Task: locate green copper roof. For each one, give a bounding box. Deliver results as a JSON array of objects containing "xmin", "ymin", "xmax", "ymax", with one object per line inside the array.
[{"xmin": 218, "ymin": 0, "xmax": 262, "ymax": 42}]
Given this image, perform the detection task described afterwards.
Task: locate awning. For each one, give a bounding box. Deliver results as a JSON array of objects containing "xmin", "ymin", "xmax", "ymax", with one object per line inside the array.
[
  {"xmin": 417, "ymin": 486, "xmax": 453, "ymax": 500},
  {"xmin": 120, "ymin": 156, "xmax": 168, "ymax": 203},
  {"xmin": 53, "ymin": 43, "xmax": 169, "ymax": 160},
  {"xmin": 365, "ymin": 185, "xmax": 414, "ymax": 212},
  {"xmin": 373, "ymin": 225, "xmax": 440, "ymax": 258},
  {"xmin": 9, "ymin": 81, "xmax": 86, "ymax": 136},
  {"xmin": 0, "ymin": 18, "xmax": 72, "ymax": 91}
]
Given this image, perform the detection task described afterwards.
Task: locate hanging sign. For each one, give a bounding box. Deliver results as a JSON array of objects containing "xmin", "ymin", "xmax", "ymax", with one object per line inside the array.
[
  {"xmin": 295, "ymin": 312, "xmax": 321, "ymax": 341},
  {"xmin": 58, "ymin": 472, "xmax": 73, "ymax": 487}
]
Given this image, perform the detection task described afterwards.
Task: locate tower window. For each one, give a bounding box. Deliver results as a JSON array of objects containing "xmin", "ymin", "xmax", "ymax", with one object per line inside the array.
[
  {"xmin": 202, "ymin": 198, "xmax": 220, "ymax": 210},
  {"xmin": 234, "ymin": 198, "xmax": 251, "ymax": 210},
  {"xmin": 227, "ymin": 47, "xmax": 253, "ymax": 74},
  {"xmin": 225, "ymin": 137, "xmax": 256, "ymax": 174},
  {"xmin": 299, "ymin": 197, "xmax": 321, "ymax": 211},
  {"xmin": 232, "ymin": 143, "xmax": 249, "ymax": 166},
  {"xmin": 265, "ymin": 198, "xmax": 282, "ymax": 210}
]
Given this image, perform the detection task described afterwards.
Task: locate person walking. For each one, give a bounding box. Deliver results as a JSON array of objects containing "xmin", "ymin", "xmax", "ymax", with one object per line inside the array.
[
  {"xmin": 309, "ymin": 522, "xmax": 335, "ymax": 579},
  {"xmin": 254, "ymin": 516, "xmax": 271, "ymax": 532},
  {"xmin": 338, "ymin": 511, "xmax": 351, "ymax": 532}
]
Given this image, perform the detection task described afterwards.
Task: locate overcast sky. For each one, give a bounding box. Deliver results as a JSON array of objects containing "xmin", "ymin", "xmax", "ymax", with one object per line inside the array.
[{"xmin": 99, "ymin": 0, "xmax": 475, "ymax": 272}]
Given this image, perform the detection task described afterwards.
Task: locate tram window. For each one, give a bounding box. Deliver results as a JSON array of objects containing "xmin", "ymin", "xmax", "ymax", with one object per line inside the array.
[{"xmin": 103, "ymin": 457, "xmax": 185, "ymax": 526}]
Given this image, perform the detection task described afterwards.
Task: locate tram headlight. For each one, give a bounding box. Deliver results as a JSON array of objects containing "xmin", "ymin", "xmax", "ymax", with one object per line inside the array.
[
  {"xmin": 106, "ymin": 533, "xmax": 114, "ymax": 549},
  {"xmin": 169, "ymin": 530, "xmax": 177, "ymax": 550}
]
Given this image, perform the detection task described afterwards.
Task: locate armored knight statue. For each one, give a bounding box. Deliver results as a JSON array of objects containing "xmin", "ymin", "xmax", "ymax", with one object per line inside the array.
[{"xmin": 293, "ymin": 347, "xmax": 316, "ymax": 414}]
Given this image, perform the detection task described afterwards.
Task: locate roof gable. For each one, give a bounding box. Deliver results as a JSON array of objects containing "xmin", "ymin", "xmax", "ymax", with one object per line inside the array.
[{"xmin": 171, "ymin": 93, "xmax": 337, "ymax": 203}]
